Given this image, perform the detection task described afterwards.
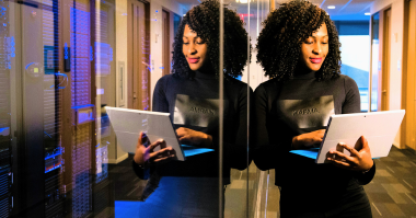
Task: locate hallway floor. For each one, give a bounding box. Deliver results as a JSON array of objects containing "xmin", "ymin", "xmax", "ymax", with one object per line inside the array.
[
  {"xmin": 262, "ymin": 147, "xmax": 416, "ymax": 218},
  {"xmin": 366, "ymin": 147, "xmax": 416, "ymax": 218},
  {"xmin": 111, "ymin": 147, "xmax": 416, "ymax": 218}
]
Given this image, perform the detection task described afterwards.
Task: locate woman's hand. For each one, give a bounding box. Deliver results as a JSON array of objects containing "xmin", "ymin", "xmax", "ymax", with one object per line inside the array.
[
  {"xmin": 133, "ymin": 132, "xmax": 175, "ymax": 166},
  {"xmin": 291, "ymin": 129, "xmax": 326, "ymax": 150},
  {"xmin": 327, "ymin": 136, "xmax": 374, "ymax": 172},
  {"xmin": 176, "ymin": 127, "xmax": 213, "ymax": 147}
]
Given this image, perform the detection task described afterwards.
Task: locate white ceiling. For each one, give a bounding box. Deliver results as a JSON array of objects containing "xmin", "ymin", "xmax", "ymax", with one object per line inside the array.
[
  {"xmin": 172, "ymin": 0, "xmax": 375, "ymax": 21},
  {"xmin": 276, "ymin": 0, "xmax": 374, "ymax": 20},
  {"xmin": 319, "ymin": 0, "xmax": 373, "ymax": 14}
]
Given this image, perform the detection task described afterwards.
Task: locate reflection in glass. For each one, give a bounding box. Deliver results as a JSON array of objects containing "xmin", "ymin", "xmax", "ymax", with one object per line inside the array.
[
  {"xmin": 337, "ymin": 21, "xmax": 371, "ymax": 112},
  {"xmin": 371, "ymin": 12, "xmax": 380, "ymax": 112},
  {"xmin": 130, "ymin": 1, "xmax": 251, "ymax": 217},
  {"xmin": 0, "ymin": 0, "xmax": 12, "ymax": 217},
  {"xmin": 5, "ymin": 0, "xmax": 259, "ymax": 217}
]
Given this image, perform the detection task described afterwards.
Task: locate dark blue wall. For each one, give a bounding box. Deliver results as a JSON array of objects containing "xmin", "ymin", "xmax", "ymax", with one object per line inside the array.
[{"xmin": 334, "ymin": 21, "xmax": 370, "ymax": 35}]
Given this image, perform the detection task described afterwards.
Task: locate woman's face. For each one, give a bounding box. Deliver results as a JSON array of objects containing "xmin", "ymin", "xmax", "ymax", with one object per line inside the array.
[
  {"xmin": 182, "ymin": 24, "xmax": 208, "ymax": 71},
  {"xmin": 300, "ymin": 23, "xmax": 329, "ymax": 72}
]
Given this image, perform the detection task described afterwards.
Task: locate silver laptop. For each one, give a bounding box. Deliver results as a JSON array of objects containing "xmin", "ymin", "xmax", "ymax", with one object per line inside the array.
[
  {"xmin": 105, "ymin": 106, "xmax": 214, "ymax": 161},
  {"xmin": 290, "ymin": 110, "xmax": 405, "ymax": 164}
]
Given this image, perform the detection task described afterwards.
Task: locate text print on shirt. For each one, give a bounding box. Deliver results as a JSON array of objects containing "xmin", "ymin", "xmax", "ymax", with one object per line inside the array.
[
  {"xmin": 174, "ymin": 94, "xmax": 220, "ymax": 127},
  {"xmin": 278, "ymin": 95, "xmax": 335, "ymax": 129}
]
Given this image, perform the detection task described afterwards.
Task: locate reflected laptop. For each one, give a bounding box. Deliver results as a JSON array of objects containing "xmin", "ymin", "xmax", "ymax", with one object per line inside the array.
[
  {"xmin": 289, "ymin": 110, "xmax": 405, "ymax": 164},
  {"xmin": 105, "ymin": 106, "xmax": 214, "ymax": 161}
]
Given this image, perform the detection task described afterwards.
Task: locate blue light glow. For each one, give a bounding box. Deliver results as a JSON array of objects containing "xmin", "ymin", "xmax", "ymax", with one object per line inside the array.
[
  {"xmin": 95, "ymin": 42, "xmax": 112, "ymax": 75},
  {"xmin": 25, "ymin": 62, "xmax": 35, "ymax": 70},
  {"xmin": 289, "ymin": 149, "xmax": 319, "ymax": 159},
  {"xmin": 0, "ymin": 7, "xmax": 6, "ymax": 19},
  {"xmin": 110, "ymin": 47, "xmax": 113, "ymax": 61},
  {"xmin": 115, "ymin": 201, "xmax": 141, "ymax": 217},
  {"xmin": 90, "ymin": 46, "xmax": 94, "ymax": 61},
  {"xmin": 49, "ymin": 72, "xmax": 68, "ymax": 89},
  {"xmin": 0, "ymin": 127, "xmax": 10, "ymax": 136},
  {"xmin": 44, "ymin": 131, "xmax": 52, "ymax": 138},
  {"xmin": 64, "ymin": 43, "xmax": 69, "ymax": 60},
  {"xmin": 5, "ymin": 36, "xmax": 16, "ymax": 69},
  {"xmin": 45, "ymin": 149, "xmax": 62, "ymax": 161},
  {"xmin": 10, "ymin": 36, "xmax": 15, "ymax": 58},
  {"xmin": 78, "ymin": 111, "xmax": 94, "ymax": 124},
  {"xmin": 71, "ymin": 104, "xmax": 94, "ymax": 110}
]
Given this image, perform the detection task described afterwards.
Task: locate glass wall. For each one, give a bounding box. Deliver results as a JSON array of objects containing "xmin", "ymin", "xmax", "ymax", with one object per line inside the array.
[
  {"xmin": 336, "ymin": 21, "xmax": 371, "ymax": 112},
  {"xmin": 1, "ymin": 0, "xmax": 386, "ymax": 218},
  {"xmin": 371, "ymin": 12, "xmax": 380, "ymax": 112},
  {"xmin": 4, "ymin": 0, "xmax": 263, "ymax": 217}
]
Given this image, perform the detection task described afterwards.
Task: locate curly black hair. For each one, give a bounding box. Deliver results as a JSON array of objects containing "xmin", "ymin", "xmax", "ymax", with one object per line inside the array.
[
  {"xmin": 172, "ymin": 0, "xmax": 250, "ymax": 79},
  {"xmin": 256, "ymin": 0, "xmax": 341, "ymax": 81}
]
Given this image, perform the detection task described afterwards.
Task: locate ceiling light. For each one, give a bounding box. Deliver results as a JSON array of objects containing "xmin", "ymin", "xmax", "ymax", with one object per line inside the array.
[
  {"xmin": 365, "ymin": 12, "xmax": 371, "ymax": 16},
  {"xmin": 327, "ymin": 5, "xmax": 335, "ymax": 9},
  {"xmin": 236, "ymin": 0, "xmax": 253, "ymax": 3}
]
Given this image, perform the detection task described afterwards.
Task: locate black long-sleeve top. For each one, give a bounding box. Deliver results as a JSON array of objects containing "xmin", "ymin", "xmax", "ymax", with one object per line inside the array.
[
  {"xmin": 133, "ymin": 71, "xmax": 252, "ymax": 184},
  {"xmin": 252, "ymin": 71, "xmax": 375, "ymax": 212}
]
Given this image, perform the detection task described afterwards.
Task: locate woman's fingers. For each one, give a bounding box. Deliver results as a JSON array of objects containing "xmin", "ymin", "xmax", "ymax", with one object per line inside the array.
[
  {"xmin": 154, "ymin": 156, "xmax": 171, "ymax": 162},
  {"xmin": 176, "ymin": 127, "xmax": 186, "ymax": 137},
  {"xmin": 360, "ymin": 136, "xmax": 371, "ymax": 152},
  {"xmin": 313, "ymin": 137, "xmax": 323, "ymax": 145},
  {"xmin": 330, "ymin": 151, "xmax": 357, "ymax": 164},
  {"xmin": 148, "ymin": 139, "xmax": 164, "ymax": 152},
  {"xmin": 154, "ymin": 153, "xmax": 176, "ymax": 162},
  {"xmin": 159, "ymin": 139, "xmax": 167, "ymax": 149},
  {"xmin": 137, "ymin": 131, "xmax": 150, "ymax": 147},
  {"xmin": 149, "ymin": 147, "xmax": 173, "ymax": 160},
  {"xmin": 178, "ymin": 136, "xmax": 192, "ymax": 144},
  {"xmin": 331, "ymin": 159, "xmax": 352, "ymax": 169},
  {"xmin": 315, "ymin": 129, "xmax": 326, "ymax": 138},
  {"xmin": 339, "ymin": 143, "xmax": 360, "ymax": 156},
  {"xmin": 138, "ymin": 132, "xmax": 144, "ymax": 145}
]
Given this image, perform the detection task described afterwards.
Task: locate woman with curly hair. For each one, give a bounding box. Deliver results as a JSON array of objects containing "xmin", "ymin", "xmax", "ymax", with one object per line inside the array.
[
  {"xmin": 131, "ymin": 0, "xmax": 251, "ymax": 216},
  {"xmin": 253, "ymin": 1, "xmax": 375, "ymax": 217}
]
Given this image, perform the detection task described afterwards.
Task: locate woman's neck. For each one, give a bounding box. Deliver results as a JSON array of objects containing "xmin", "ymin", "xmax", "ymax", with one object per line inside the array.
[
  {"xmin": 194, "ymin": 68, "xmax": 216, "ymax": 80},
  {"xmin": 292, "ymin": 65, "xmax": 316, "ymax": 79},
  {"xmin": 193, "ymin": 63, "xmax": 216, "ymax": 79}
]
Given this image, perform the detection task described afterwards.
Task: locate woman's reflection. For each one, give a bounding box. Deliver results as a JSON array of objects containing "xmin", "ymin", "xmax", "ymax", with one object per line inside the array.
[{"xmin": 132, "ymin": 0, "xmax": 251, "ymax": 217}]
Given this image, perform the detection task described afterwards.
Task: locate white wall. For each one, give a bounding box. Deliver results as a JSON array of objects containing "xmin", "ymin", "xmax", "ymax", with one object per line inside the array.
[
  {"xmin": 370, "ymin": 0, "xmax": 405, "ymax": 148},
  {"xmin": 111, "ymin": 0, "xmax": 129, "ymax": 163},
  {"xmin": 116, "ymin": 0, "xmax": 189, "ymax": 110},
  {"xmin": 115, "ymin": 0, "xmax": 128, "ymax": 109}
]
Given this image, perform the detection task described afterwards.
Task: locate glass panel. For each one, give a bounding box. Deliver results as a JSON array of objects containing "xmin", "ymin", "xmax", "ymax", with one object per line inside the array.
[
  {"xmin": 0, "ymin": 0, "xmax": 12, "ymax": 217},
  {"xmin": 221, "ymin": 1, "xmax": 269, "ymax": 218},
  {"xmin": 7, "ymin": 0, "xmax": 261, "ymax": 217},
  {"xmin": 371, "ymin": 12, "xmax": 380, "ymax": 112},
  {"xmin": 337, "ymin": 21, "xmax": 371, "ymax": 112},
  {"xmin": 4, "ymin": 0, "xmax": 398, "ymax": 218}
]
